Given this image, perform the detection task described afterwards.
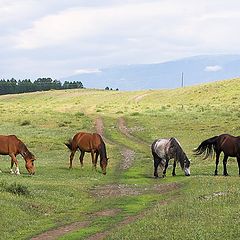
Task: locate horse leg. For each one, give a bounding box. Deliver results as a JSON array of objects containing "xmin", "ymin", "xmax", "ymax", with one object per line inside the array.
[
  {"xmin": 214, "ymin": 152, "xmax": 220, "ymax": 176},
  {"xmin": 153, "ymin": 157, "xmax": 160, "ymax": 178},
  {"xmin": 91, "ymin": 150, "xmax": 96, "ymax": 171},
  {"xmin": 10, "ymin": 154, "xmax": 20, "ymax": 175},
  {"xmin": 172, "ymin": 159, "xmax": 177, "ymax": 176},
  {"xmin": 10, "ymin": 158, "xmax": 15, "ymax": 174},
  {"xmin": 95, "ymin": 152, "xmax": 99, "ymax": 169},
  {"xmin": 79, "ymin": 151, "xmax": 85, "ymax": 168},
  {"xmin": 237, "ymin": 156, "xmax": 240, "ymax": 176},
  {"xmin": 163, "ymin": 159, "xmax": 169, "ymax": 178},
  {"xmin": 223, "ymin": 154, "xmax": 229, "ymax": 176},
  {"xmin": 69, "ymin": 150, "xmax": 76, "ymax": 169}
]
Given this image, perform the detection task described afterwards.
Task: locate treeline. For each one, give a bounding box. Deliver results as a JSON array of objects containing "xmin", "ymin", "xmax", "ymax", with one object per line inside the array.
[{"xmin": 0, "ymin": 78, "xmax": 84, "ymax": 95}]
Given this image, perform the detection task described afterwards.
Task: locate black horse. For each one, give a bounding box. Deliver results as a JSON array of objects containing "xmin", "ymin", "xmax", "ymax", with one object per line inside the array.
[{"xmin": 194, "ymin": 134, "xmax": 240, "ymax": 176}]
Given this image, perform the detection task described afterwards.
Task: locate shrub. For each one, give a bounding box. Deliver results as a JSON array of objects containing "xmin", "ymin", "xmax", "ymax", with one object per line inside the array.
[
  {"xmin": 75, "ymin": 112, "xmax": 85, "ymax": 117},
  {"xmin": 20, "ymin": 120, "xmax": 31, "ymax": 126},
  {"xmin": 130, "ymin": 112, "xmax": 140, "ymax": 116},
  {"xmin": 4, "ymin": 182, "xmax": 30, "ymax": 196}
]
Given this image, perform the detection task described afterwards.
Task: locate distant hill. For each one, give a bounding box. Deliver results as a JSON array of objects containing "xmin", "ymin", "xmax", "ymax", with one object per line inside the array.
[{"xmin": 61, "ymin": 55, "xmax": 240, "ymax": 90}]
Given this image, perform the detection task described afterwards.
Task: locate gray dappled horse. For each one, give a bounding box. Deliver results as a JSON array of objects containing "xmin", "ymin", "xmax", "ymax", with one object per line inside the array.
[{"xmin": 151, "ymin": 137, "xmax": 190, "ymax": 178}]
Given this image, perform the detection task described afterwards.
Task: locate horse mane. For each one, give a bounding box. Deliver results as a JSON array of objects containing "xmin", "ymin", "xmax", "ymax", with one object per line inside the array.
[
  {"xmin": 19, "ymin": 142, "xmax": 35, "ymax": 159},
  {"xmin": 169, "ymin": 138, "xmax": 187, "ymax": 169},
  {"xmin": 97, "ymin": 134, "xmax": 107, "ymax": 161}
]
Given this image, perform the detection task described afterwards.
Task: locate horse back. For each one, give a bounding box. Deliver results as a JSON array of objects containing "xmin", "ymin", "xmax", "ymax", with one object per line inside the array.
[
  {"xmin": 152, "ymin": 138, "xmax": 171, "ymax": 159},
  {"xmin": 217, "ymin": 134, "xmax": 240, "ymax": 156},
  {"xmin": 73, "ymin": 132, "xmax": 102, "ymax": 152},
  {"xmin": 0, "ymin": 135, "xmax": 21, "ymax": 155}
]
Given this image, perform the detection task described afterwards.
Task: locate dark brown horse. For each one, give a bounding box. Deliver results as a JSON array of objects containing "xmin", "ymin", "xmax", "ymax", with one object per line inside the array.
[
  {"xmin": 65, "ymin": 132, "xmax": 108, "ymax": 175},
  {"xmin": 194, "ymin": 134, "xmax": 240, "ymax": 176},
  {"xmin": 0, "ymin": 135, "xmax": 35, "ymax": 175}
]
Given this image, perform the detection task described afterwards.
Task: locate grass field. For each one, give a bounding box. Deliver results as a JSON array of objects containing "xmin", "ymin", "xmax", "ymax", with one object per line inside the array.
[{"xmin": 0, "ymin": 79, "xmax": 240, "ymax": 239}]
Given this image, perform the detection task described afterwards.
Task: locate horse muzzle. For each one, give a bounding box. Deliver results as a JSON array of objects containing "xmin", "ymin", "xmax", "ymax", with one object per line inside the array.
[{"xmin": 184, "ymin": 168, "xmax": 190, "ymax": 176}]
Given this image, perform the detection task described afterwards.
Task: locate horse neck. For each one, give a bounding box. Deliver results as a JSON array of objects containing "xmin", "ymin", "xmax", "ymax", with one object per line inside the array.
[
  {"xmin": 99, "ymin": 141, "xmax": 107, "ymax": 160},
  {"xmin": 171, "ymin": 139, "xmax": 186, "ymax": 169},
  {"xmin": 19, "ymin": 143, "xmax": 31, "ymax": 159}
]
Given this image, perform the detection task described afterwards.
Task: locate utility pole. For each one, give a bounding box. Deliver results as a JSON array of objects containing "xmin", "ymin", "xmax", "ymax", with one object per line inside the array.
[{"xmin": 181, "ymin": 72, "xmax": 184, "ymax": 88}]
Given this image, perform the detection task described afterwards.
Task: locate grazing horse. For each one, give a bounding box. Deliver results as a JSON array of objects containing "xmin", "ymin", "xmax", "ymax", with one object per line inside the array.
[
  {"xmin": 0, "ymin": 135, "xmax": 35, "ymax": 175},
  {"xmin": 151, "ymin": 137, "xmax": 191, "ymax": 178},
  {"xmin": 65, "ymin": 132, "xmax": 108, "ymax": 175},
  {"xmin": 194, "ymin": 134, "xmax": 240, "ymax": 176}
]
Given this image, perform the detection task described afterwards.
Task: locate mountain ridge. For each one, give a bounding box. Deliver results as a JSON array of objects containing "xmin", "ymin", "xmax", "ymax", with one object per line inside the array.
[{"xmin": 61, "ymin": 54, "xmax": 240, "ymax": 90}]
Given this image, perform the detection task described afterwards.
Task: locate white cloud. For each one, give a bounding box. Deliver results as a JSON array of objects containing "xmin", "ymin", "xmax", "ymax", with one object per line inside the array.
[
  {"xmin": 204, "ymin": 65, "xmax": 222, "ymax": 72},
  {"xmin": 13, "ymin": 1, "xmax": 201, "ymax": 49},
  {"xmin": 1, "ymin": 0, "xmax": 240, "ymax": 78},
  {"xmin": 74, "ymin": 68, "xmax": 101, "ymax": 74}
]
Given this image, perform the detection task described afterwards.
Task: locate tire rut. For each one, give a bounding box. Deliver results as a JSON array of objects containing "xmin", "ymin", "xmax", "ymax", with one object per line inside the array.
[{"xmin": 31, "ymin": 116, "xmax": 179, "ymax": 240}]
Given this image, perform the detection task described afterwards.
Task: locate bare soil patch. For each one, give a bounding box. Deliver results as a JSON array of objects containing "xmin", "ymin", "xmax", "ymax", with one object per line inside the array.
[
  {"xmin": 92, "ymin": 208, "xmax": 121, "ymax": 217},
  {"xmin": 131, "ymin": 93, "xmax": 150, "ymax": 103},
  {"xmin": 91, "ymin": 182, "xmax": 180, "ymax": 198},
  {"xmin": 31, "ymin": 221, "xmax": 90, "ymax": 240},
  {"xmin": 120, "ymin": 148, "xmax": 135, "ymax": 170},
  {"xmin": 95, "ymin": 117, "xmax": 104, "ymax": 136},
  {"xmin": 118, "ymin": 117, "xmax": 146, "ymax": 145},
  {"xmin": 95, "ymin": 117, "xmax": 114, "ymax": 145},
  {"xmin": 85, "ymin": 194, "xmax": 178, "ymax": 240}
]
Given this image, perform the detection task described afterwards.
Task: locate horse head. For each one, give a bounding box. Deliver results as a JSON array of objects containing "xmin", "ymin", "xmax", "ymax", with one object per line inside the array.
[
  {"xmin": 22, "ymin": 151, "xmax": 36, "ymax": 175},
  {"xmin": 100, "ymin": 157, "xmax": 108, "ymax": 175},
  {"xmin": 184, "ymin": 158, "xmax": 191, "ymax": 176}
]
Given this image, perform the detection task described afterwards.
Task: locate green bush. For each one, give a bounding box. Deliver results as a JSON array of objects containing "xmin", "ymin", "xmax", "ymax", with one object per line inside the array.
[{"xmin": 4, "ymin": 182, "xmax": 30, "ymax": 196}]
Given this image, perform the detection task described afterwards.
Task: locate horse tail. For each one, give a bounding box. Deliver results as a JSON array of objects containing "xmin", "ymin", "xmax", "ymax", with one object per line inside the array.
[
  {"xmin": 65, "ymin": 139, "xmax": 73, "ymax": 151},
  {"xmin": 193, "ymin": 136, "xmax": 218, "ymax": 159}
]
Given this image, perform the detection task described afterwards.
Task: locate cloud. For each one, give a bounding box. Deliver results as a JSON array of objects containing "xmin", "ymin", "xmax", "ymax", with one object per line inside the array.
[
  {"xmin": 13, "ymin": 1, "xmax": 201, "ymax": 50},
  {"xmin": 204, "ymin": 65, "xmax": 222, "ymax": 72},
  {"xmin": 1, "ymin": 0, "xmax": 240, "ymax": 78},
  {"xmin": 74, "ymin": 68, "xmax": 101, "ymax": 74}
]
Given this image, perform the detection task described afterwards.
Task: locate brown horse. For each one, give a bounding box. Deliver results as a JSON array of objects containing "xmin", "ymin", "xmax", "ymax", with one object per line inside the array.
[
  {"xmin": 65, "ymin": 132, "xmax": 108, "ymax": 175},
  {"xmin": 194, "ymin": 134, "xmax": 240, "ymax": 176},
  {"xmin": 0, "ymin": 135, "xmax": 35, "ymax": 175}
]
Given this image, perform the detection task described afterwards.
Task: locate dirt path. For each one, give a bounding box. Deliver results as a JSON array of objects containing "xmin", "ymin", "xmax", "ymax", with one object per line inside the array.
[
  {"xmin": 95, "ymin": 116, "xmax": 136, "ymax": 171},
  {"xmin": 31, "ymin": 116, "xmax": 179, "ymax": 240},
  {"xmin": 85, "ymin": 191, "xmax": 179, "ymax": 240},
  {"xmin": 95, "ymin": 117, "xmax": 114, "ymax": 145},
  {"xmin": 118, "ymin": 117, "xmax": 147, "ymax": 145},
  {"xmin": 129, "ymin": 93, "xmax": 150, "ymax": 104},
  {"xmin": 31, "ymin": 221, "xmax": 90, "ymax": 240}
]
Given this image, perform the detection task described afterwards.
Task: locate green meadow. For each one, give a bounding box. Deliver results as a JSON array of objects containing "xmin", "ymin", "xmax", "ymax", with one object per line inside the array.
[{"xmin": 0, "ymin": 79, "xmax": 240, "ymax": 239}]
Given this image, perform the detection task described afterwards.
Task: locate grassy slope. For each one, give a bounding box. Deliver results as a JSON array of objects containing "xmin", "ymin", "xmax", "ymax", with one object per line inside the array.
[{"xmin": 0, "ymin": 79, "xmax": 239, "ymax": 239}]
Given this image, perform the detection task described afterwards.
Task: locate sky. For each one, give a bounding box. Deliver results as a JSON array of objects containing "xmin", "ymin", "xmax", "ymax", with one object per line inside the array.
[{"xmin": 1, "ymin": 0, "xmax": 240, "ymax": 79}]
